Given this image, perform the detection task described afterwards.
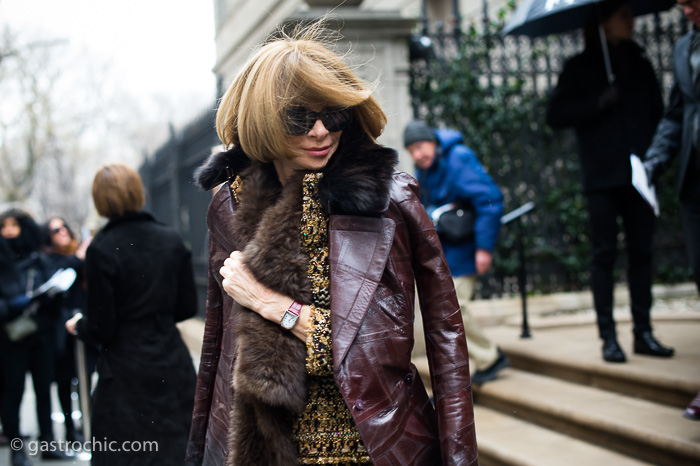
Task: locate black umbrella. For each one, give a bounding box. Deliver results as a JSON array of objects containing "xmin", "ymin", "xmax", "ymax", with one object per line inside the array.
[
  {"xmin": 501, "ymin": 0, "xmax": 675, "ymax": 82},
  {"xmin": 501, "ymin": 0, "xmax": 675, "ymax": 38}
]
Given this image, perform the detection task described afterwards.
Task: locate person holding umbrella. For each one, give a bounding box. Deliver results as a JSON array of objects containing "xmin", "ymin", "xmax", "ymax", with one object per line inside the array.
[{"xmin": 546, "ymin": 0, "xmax": 673, "ymax": 363}]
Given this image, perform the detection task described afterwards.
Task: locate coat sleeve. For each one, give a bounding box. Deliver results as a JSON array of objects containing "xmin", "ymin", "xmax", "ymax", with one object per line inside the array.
[
  {"xmin": 644, "ymin": 78, "xmax": 684, "ymax": 179},
  {"xmin": 174, "ymin": 246, "xmax": 198, "ymax": 323},
  {"xmin": 76, "ymin": 244, "xmax": 118, "ymax": 346},
  {"xmin": 448, "ymin": 146, "xmax": 503, "ymax": 252},
  {"xmin": 185, "ymin": 231, "xmax": 225, "ymax": 464},
  {"xmin": 395, "ymin": 173, "xmax": 478, "ymax": 465}
]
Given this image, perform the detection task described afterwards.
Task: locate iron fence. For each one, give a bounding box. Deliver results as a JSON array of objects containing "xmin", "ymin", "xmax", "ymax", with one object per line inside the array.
[
  {"xmin": 140, "ymin": 109, "xmax": 219, "ymax": 316},
  {"xmin": 408, "ymin": 8, "xmax": 693, "ymax": 298}
]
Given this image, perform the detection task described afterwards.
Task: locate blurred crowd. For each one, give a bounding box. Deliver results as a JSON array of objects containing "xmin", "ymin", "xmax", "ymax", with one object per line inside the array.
[
  {"xmin": 0, "ymin": 209, "xmax": 96, "ymax": 462},
  {"xmin": 0, "ymin": 163, "xmax": 197, "ymax": 466}
]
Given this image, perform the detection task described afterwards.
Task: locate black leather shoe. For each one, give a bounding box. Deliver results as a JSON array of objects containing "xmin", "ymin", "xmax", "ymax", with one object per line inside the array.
[
  {"xmin": 634, "ymin": 332, "xmax": 674, "ymax": 357},
  {"xmin": 471, "ymin": 348, "xmax": 510, "ymax": 385},
  {"xmin": 11, "ymin": 449, "xmax": 32, "ymax": 466},
  {"xmin": 602, "ymin": 338, "xmax": 626, "ymax": 363}
]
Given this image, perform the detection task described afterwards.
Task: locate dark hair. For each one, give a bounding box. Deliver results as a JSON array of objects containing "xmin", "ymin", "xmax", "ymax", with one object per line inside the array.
[
  {"xmin": 583, "ymin": 0, "xmax": 629, "ymax": 49},
  {"xmin": 40, "ymin": 216, "xmax": 76, "ymax": 248},
  {"xmin": 0, "ymin": 208, "xmax": 42, "ymax": 260}
]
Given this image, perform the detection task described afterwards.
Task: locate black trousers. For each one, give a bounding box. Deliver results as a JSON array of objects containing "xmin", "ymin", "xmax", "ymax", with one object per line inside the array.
[
  {"xmin": 0, "ymin": 330, "xmax": 56, "ymax": 442},
  {"xmin": 680, "ymin": 167, "xmax": 700, "ymax": 294},
  {"xmin": 586, "ymin": 186, "xmax": 655, "ymax": 340}
]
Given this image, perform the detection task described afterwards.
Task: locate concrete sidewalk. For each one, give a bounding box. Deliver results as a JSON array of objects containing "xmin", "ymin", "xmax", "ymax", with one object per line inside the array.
[
  {"xmin": 2, "ymin": 282, "xmax": 696, "ymax": 465},
  {"xmin": 0, "ymin": 377, "xmax": 91, "ymax": 465}
]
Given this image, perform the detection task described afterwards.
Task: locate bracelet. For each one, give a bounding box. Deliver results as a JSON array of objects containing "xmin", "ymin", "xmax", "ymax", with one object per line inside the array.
[{"xmin": 280, "ymin": 300, "xmax": 302, "ymax": 330}]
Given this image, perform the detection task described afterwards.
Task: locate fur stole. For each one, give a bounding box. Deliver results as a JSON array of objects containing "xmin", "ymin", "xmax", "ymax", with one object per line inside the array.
[{"xmin": 194, "ymin": 127, "xmax": 398, "ymax": 466}]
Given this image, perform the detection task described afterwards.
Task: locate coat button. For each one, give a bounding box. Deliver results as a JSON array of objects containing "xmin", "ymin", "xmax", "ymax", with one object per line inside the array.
[
  {"xmin": 404, "ymin": 373, "xmax": 414, "ymax": 384},
  {"xmin": 354, "ymin": 400, "xmax": 365, "ymax": 410}
]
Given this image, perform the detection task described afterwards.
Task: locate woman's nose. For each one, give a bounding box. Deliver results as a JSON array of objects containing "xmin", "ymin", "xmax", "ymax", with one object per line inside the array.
[{"xmin": 306, "ymin": 118, "xmax": 329, "ymax": 137}]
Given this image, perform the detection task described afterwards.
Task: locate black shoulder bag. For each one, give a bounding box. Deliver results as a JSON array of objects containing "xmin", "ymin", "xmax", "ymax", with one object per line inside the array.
[{"xmin": 430, "ymin": 201, "xmax": 475, "ymax": 245}]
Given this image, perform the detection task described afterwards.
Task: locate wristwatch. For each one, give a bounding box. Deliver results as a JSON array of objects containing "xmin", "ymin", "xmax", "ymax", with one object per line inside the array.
[{"xmin": 280, "ymin": 301, "xmax": 302, "ymax": 330}]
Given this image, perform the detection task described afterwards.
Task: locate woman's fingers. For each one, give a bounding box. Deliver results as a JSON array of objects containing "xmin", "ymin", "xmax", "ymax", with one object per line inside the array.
[{"xmin": 219, "ymin": 251, "xmax": 259, "ymax": 309}]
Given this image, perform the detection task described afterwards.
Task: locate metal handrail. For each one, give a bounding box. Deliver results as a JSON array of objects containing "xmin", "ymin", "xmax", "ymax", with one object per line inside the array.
[{"xmin": 501, "ymin": 201, "xmax": 536, "ymax": 338}]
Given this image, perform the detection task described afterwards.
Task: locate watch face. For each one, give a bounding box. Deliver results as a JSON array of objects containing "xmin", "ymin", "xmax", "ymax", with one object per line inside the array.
[{"xmin": 281, "ymin": 311, "xmax": 298, "ymax": 330}]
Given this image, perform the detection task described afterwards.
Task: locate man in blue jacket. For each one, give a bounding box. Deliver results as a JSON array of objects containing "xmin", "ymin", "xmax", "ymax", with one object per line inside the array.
[{"xmin": 404, "ymin": 120, "xmax": 508, "ymax": 384}]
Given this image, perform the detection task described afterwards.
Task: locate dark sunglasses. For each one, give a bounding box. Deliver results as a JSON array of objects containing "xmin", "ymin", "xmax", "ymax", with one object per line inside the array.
[
  {"xmin": 283, "ymin": 106, "xmax": 352, "ymax": 136},
  {"xmin": 50, "ymin": 226, "xmax": 65, "ymax": 235}
]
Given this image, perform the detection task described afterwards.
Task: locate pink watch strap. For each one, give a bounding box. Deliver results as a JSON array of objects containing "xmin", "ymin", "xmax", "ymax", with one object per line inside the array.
[{"xmin": 287, "ymin": 300, "xmax": 302, "ymax": 317}]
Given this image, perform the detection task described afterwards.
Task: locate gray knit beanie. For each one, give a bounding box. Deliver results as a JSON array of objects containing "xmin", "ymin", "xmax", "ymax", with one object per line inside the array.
[{"xmin": 403, "ymin": 120, "xmax": 435, "ymax": 148}]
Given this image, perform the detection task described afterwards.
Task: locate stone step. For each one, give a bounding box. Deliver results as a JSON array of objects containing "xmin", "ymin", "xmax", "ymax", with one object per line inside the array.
[
  {"xmin": 474, "ymin": 368, "xmax": 700, "ymax": 466},
  {"xmin": 474, "ymin": 405, "xmax": 653, "ymax": 466},
  {"xmin": 487, "ymin": 320, "xmax": 700, "ymax": 408}
]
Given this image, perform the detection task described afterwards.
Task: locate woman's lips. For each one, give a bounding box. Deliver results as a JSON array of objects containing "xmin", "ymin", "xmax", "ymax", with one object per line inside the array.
[{"xmin": 305, "ymin": 146, "xmax": 330, "ymax": 157}]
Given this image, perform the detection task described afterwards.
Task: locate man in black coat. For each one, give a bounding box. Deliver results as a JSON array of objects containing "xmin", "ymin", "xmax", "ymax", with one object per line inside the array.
[
  {"xmin": 644, "ymin": 0, "xmax": 700, "ymax": 297},
  {"xmin": 546, "ymin": 0, "xmax": 673, "ymax": 363}
]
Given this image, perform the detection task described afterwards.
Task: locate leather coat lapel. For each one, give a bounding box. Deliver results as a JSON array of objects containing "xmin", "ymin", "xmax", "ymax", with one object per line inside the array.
[
  {"xmin": 208, "ymin": 185, "xmax": 239, "ymax": 253},
  {"xmin": 329, "ymin": 215, "xmax": 396, "ymax": 369}
]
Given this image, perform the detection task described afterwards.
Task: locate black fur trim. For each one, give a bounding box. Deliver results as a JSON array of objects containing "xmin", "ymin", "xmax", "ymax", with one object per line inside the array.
[
  {"xmin": 196, "ymin": 126, "xmax": 398, "ymax": 215},
  {"xmin": 320, "ymin": 128, "xmax": 398, "ymax": 216},
  {"xmin": 194, "ymin": 146, "xmax": 251, "ymax": 191}
]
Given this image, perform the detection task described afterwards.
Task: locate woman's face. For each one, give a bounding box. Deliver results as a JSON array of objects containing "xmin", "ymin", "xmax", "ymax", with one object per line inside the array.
[
  {"xmin": 603, "ymin": 4, "xmax": 634, "ymax": 44},
  {"xmin": 274, "ymin": 105, "xmax": 344, "ymax": 184},
  {"xmin": 49, "ymin": 218, "xmax": 71, "ymax": 247},
  {"xmin": 1, "ymin": 217, "xmax": 20, "ymax": 239}
]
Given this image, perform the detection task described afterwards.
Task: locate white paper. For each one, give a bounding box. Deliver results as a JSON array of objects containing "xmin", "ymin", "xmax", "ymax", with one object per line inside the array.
[
  {"xmin": 27, "ymin": 268, "xmax": 77, "ymax": 299},
  {"xmin": 630, "ymin": 154, "xmax": 659, "ymax": 217}
]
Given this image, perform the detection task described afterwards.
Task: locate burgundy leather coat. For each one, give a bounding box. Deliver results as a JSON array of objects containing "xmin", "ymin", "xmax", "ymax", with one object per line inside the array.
[{"xmin": 186, "ymin": 130, "xmax": 478, "ymax": 466}]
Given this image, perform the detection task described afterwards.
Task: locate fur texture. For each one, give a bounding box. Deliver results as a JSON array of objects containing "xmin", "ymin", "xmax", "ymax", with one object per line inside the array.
[{"xmin": 195, "ymin": 126, "xmax": 398, "ymax": 466}]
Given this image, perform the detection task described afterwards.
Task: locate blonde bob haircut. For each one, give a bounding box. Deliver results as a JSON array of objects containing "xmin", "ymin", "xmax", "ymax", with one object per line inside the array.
[
  {"xmin": 92, "ymin": 163, "xmax": 146, "ymax": 219},
  {"xmin": 216, "ymin": 22, "xmax": 387, "ymax": 163}
]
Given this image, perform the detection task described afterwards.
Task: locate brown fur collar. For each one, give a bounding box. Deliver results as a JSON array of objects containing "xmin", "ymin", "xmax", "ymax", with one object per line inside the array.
[
  {"xmin": 196, "ymin": 128, "xmax": 397, "ymax": 465},
  {"xmin": 195, "ymin": 126, "xmax": 398, "ymax": 216}
]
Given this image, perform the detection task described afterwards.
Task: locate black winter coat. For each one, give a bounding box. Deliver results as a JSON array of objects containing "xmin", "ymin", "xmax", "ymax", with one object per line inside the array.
[
  {"xmin": 0, "ymin": 216, "xmax": 57, "ymax": 332},
  {"xmin": 645, "ymin": 30, "xmax": 700, "ymax": 195},
  {"xmin": 75, "ymin": 211, "xmax": 197, "ymax": 466},
  {"xmin": 0, "ymin": 249, "xmax": 58, "ymax": 340},
  {"xmin": 546, "ymin": 40, "xmax": 664, "ymax": 193}
]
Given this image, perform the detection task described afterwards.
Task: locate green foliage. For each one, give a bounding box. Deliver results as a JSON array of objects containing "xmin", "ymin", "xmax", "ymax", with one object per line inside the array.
[{"xmin": 409, "ymin": 16, "xmax": 691, "ymax": 295}]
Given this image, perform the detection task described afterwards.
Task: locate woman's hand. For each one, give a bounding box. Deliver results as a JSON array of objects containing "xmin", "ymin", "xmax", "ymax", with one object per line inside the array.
[
  {"xmin": 65, "ymin": 313, "xmax": 83, "ymax": 335},
  {"xmin": 220, "ymin": 251, "xmax": 310, "ymax": 341},
  {"xmin": 76, "ymin": 236, "xmax": 93, "ymax": 260}
]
